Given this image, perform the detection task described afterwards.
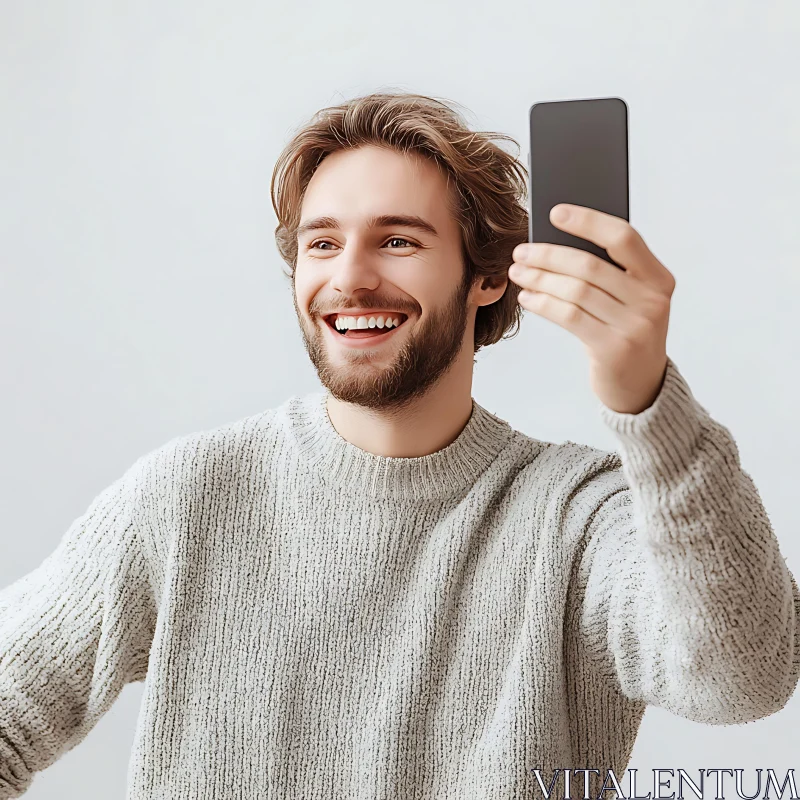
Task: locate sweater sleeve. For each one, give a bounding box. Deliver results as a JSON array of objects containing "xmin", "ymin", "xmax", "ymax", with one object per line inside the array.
[
  {"xmin": 0, "ymin": 457, "xmax": 157, "ymax": 799},
  {"xmin": 567, "ymin": 356, "xmax": 800, "ymax": 725}
]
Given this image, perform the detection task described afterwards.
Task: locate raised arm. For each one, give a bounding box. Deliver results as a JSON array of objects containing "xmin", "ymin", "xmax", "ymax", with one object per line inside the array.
[
  {"xmin": 566, "ymin": 357, "xmax": 800, "ymax": 724},
  {"xmin": 0, "ymin": 458, "xmax": 157, "ymax": 799}
]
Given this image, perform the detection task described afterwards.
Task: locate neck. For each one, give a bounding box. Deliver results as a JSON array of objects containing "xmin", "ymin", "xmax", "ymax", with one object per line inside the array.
[{"xmin": 325, "ymin": 357, "xmax": 474, "ymax": 458}]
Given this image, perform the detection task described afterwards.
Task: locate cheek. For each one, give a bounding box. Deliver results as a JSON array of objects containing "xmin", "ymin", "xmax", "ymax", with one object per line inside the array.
[
  {"xmin": 292, "ymin": 270, "xmax": 321, "ymax": 314},
  {"xmin": 383, "ymin": 266, "xmax": 434, "ymax": 302},
  {"xmin": 406, "ymin": 276, "xmax": 446, "ymax": 309}
]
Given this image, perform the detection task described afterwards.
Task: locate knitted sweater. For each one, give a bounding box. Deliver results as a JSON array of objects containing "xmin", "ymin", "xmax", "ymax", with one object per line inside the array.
[{"xmin": 0, "ymin": 356, "xmax": 798, "ymax": 800}]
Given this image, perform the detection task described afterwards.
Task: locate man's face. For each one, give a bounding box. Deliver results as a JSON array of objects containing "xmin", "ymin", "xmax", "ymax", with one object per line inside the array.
[{"xmin": 292, "ymin": 145, "xmax": 477, "ymax": 412}]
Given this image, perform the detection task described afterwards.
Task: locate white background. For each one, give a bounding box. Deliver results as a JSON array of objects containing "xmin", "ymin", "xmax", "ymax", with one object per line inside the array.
[{"xmin": 1, "ymin": 0, "xmax": 798, "ymax": 796}]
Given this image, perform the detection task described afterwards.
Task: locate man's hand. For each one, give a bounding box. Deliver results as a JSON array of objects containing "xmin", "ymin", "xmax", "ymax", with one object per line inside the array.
[{"xmin": 508, "ymin": 203, "xmax": 676, "ymax": 415}]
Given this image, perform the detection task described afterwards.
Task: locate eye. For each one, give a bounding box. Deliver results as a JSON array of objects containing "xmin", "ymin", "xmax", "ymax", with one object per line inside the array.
[
  {"xmin": 384, "ymin": 237, "xmax": 416, "ymax": 249},
  {"xmin": 306, "ymin": 236, "xmax": 418, "ymax": 251}
]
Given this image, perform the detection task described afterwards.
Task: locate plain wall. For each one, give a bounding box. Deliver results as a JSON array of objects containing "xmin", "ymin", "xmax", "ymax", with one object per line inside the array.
[{"xmin": 1, "ymin": 0, "xmax": 798, "ymax": 796}]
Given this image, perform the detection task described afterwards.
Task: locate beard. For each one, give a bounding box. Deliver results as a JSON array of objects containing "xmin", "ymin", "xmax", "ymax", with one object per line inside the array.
[{"xmin": 293, "ymin": 271, "xmax": 474, "ymax": 415}]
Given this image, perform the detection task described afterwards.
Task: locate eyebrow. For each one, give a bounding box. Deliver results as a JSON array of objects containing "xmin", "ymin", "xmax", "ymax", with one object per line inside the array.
[{"xmin": 296, "ymin": 213, "xmax": 439, "ymax": 240}]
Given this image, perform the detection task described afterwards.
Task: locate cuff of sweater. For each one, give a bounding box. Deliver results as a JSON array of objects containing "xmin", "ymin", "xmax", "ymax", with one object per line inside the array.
[{"xmin": 597, "ymin": 356, "xmax": 711, "ymax": 482}]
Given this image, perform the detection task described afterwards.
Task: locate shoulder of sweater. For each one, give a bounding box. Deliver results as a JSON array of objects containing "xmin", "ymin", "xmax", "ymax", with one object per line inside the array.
[
  {"xmin": 124, "ymin": 400, "xmax": 294, "ymax": 498},
  {"xmin": 502, "ymin": 430, "xmax": 631, "ymax": 520},
  {"xmin": 508, "ymin": 427, "xmax": 626, "ymax": 487}
]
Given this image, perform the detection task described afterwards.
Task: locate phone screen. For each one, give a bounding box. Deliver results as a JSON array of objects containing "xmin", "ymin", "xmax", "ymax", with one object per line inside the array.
[{"xmin": 528, "ymin": 97, "xmax": 629, "ymax": 269}]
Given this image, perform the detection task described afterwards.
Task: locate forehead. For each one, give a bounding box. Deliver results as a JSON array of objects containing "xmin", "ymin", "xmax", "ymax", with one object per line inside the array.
[{"xmin": 300, "ymin": 145, "xmax": 453, "ymax": 221}]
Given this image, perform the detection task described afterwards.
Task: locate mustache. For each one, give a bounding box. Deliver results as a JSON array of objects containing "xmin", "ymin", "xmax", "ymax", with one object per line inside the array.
[{"xmin": 310, "ymin": 297, "xmax": 419, "ymax": 316}]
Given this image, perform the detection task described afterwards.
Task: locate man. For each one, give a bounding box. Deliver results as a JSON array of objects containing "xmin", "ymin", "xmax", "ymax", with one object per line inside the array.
[{"xmin": 1, "ymin": 91, "xmax": 798, "ymax": 800}]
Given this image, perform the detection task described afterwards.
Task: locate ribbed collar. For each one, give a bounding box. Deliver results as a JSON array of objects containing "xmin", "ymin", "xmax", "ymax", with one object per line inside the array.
[{"xmin": 278, "ymin": 391, "xmax": 515, "ymax": 502}]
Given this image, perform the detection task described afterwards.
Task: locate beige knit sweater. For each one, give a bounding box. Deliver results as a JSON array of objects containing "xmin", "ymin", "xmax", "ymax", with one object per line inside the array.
[{"xmin": 1, "ymin": 356, "xmax": 798, "ymax": 799}]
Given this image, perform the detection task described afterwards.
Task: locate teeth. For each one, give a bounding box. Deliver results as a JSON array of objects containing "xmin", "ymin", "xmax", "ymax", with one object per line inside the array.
[{"xmin": 334, "ymin": 314, "xmax": 403, "ymax": 331}]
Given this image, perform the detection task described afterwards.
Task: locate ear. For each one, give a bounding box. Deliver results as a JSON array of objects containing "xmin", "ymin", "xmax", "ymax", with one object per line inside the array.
[{"xmin": 472, "ymin": 273, "xmax": 509, "ymax": 308}]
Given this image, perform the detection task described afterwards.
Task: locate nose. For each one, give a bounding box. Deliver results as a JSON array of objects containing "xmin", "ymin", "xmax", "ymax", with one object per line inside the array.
[{"xmin": 327, "ymin": 242, "xmax": 381, "ymax": 295}]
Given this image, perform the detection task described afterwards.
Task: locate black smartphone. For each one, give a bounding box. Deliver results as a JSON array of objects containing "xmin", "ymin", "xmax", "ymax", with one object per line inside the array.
[{"xmin": 527, "ymin": 97, "xmax": 629, "ymax": 270}]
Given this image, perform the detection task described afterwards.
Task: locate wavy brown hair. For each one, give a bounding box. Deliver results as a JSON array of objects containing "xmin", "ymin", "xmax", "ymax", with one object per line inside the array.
[{"xmin": 270, "ymin": 90, "xmax": 529, "ymax": 354}]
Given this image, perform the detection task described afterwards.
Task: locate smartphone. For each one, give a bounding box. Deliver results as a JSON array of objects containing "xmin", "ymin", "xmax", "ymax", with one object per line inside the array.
[{"xmin": 527, "ymin": 97, "xmax": 629, "ymax": 270}]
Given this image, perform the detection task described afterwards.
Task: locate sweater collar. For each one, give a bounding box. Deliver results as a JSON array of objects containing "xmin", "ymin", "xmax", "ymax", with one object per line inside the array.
[{"xmin": 280, "ymin": 391, "xmax": 515, "ymax": 502}]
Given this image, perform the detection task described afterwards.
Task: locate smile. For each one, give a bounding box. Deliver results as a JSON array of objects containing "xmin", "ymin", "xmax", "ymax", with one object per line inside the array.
[{"xmin": 322, "ymin": 315, "xmax": 409, "ymax": 348}]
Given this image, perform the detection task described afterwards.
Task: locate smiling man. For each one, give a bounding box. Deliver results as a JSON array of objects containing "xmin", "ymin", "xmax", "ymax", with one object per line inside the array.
[
  {"xmin": 291, "ymin": 142, "xmax": 505, "ymax": 455},
  {"xmin": 1, "ymin": 91, "xmax": 798, "ymax": 800}
]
